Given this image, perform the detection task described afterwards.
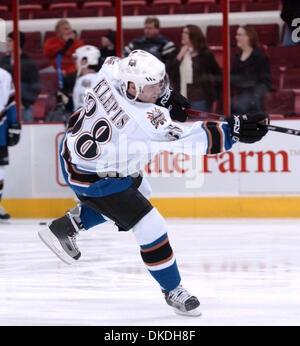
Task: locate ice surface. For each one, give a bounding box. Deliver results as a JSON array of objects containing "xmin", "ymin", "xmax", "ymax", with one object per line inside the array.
[{"xmin": 0, "ymin": 218, "xmax": 300, "ymax": 326}]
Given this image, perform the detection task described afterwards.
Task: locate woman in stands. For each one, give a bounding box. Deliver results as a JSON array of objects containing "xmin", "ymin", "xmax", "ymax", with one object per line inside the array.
[
  {"xmin": 166, "ymin": 24, "xmax": 222, "ymax": 116},
  {"xmin": 231, "ymin": 25, "xmax": 272, "ymax": 115}
]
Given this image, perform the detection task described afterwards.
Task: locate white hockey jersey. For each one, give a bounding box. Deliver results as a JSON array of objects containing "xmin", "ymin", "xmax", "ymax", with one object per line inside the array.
[
  {"xmin": 72, "ymin": 72, "xmax": 99, "ymax": 112},
  {"xmin": 62, "ymin": 57, "xmax": 233, "ymax": 188}
]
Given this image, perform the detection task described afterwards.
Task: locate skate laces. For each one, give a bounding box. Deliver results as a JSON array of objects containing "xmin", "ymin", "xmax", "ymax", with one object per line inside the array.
[{"xmin": 168, "ymin": 285, "xmax": 192, "ymax": 304}]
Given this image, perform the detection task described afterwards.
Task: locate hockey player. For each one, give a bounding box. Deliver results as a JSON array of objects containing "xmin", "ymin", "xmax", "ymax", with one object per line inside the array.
[
  {"xmin": 39, "ymin": 50, "xmax": 268, "ymax": 316},
  {"xmin": 72, "ymin": 45, "xmax": 101, "ymax": 112},
  {"xmin": 0, "ymin": 67, "xmax": 21, "ymax": 219}
]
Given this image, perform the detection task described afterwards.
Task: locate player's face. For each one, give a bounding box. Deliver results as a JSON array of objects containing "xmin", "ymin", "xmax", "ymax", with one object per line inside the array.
[
  {"xmin": 139, "ymin": 82, "xmax": 163, "ymax": 103},
  {"xmin": 236, "ymin": 27, "xmax": 250, "ymax": 49}
]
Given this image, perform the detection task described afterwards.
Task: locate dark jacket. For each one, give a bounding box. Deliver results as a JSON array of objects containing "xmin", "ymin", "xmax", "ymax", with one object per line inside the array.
[
  {"xmin": 281, "ymin": 0, "xmax": 300, "ymax": 29},
  {"xmin": 0, "ymin": 53, "xmax": 41, "ymax": 108},
  {"xmin": 166, "ymin": 48, "xmax": 222, "ymax": 103},
  {"xmin": 231, "ymin": 47, "xmax": 272, "ymax": 97},
  {"xmin": 124, "ymin": 34, "xmax": 176, "ymax": 62}
]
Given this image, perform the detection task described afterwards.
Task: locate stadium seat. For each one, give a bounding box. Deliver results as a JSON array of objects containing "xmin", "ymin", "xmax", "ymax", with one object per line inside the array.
[
  {"xmin": 247, "ymin": 0, "xmax": 279, "ymax": 11},
  {"xmin": 294, "ymin": 89, "xmax": 300, "ymax": 115},
  {"xmin": 0, "ymin": 6, "xmax": 10, "ymax": 20},
  {"xmin": 152, "ymin": 0, "xmax": 181, "ymax": 14},
  {"xmin": 160, "ymin": 27, "xmax": 183, "ymax": 47},
  {"xmin": 81, "ymin": 1, "xmax": 112, "ymax": 17},
  {"xmin": 19, "ymin": 4, "xmax": 43, "ymax": 20},
  {"xmin": 184, "ymin": 0, "xmax": 216, "ymax": 14},
  {"xmin": 268, "ymin": 46, "xmax": 300, "ymax": 68},
  {"xmin": 23, "ymin": 31, "xmax": 42, "ymax": 53},
  {"xmin": 229, "ymin": 0, "xmax": 253, "ymax": 12},
  {"xmin": 30, "ymin": 52, "xmax": 51, "ymax": 70},
  {"xmin": 80, "ymin": 29, "xmax": 110, "ymax": 49},
  {"xmin": 123, "ymin": 28, "xmax": 145, "ymax": 46},
  {"xmin": 33, "ymin": 94, "xmax": 47, "ymax": 121},
  {"xmin": 40, "ymin": 73, "xmax": 59, "ymax": 94},
  {"xmin": 206, "ymin": 25, "xmax": 239, "ymax": 47},
  {"xmin": 264, "ymin": 90, "xmax": 295, "ymax": 115},
  {"xmin": 251, "ymin": 24, "xmax": 279, "ymax": 46},
  {"xmin": 280, "ymin": 68, "xmax": 300, "ymax": 90},
  {"xmin": 123, "ymin": 0, "xmax": 147, "ymax": 16},
  {"xmin": 49, "ymin": 3, "xmax": 78, "ymax": 18}
]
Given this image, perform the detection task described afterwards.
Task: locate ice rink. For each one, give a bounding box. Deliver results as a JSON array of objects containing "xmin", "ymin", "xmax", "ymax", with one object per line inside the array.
[{"xmin": 0, "ymin": 218, "xmax": 300, "ymax": 326}]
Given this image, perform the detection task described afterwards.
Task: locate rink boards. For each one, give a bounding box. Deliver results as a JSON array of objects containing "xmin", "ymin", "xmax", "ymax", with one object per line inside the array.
[{"xmin": 3, "ymin": 120, "xmax": 300, "ymax": 218}]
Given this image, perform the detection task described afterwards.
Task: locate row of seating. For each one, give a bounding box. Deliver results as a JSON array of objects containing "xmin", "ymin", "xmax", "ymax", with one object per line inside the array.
[
  {"xmin": 0, "ymin": 0, "xmax": 282, "ymax": 20},
  {"xmin": 21, "ymin": 23, "xmax": 282, "ymax": 56}
]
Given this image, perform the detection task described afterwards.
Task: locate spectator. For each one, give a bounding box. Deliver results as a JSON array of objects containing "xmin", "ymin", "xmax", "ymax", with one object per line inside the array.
[
  {"xmin": 123, "ymin": 17, "xmax": 176, "ymax": 62},
  {"xmin": 281, "ymin": 0, "xmax": 300, "ymax": 46},
  {"xmin": 231, "ymin": 25, "xmax": 272, "ymax": 115},
  {"xmin": 43, "ymin": 19, "xmax": 85, "ymax": 93},
  {"xmin": 0, "ymin": 32, "xmax": 41, "ymax": 123},
  {"xmin": 100, "ymin": 30, "xmax": 116, "ymax": 61},
  {"xmin": 166, "ymin": 25, "xmax": 222, "ymax": 115}
]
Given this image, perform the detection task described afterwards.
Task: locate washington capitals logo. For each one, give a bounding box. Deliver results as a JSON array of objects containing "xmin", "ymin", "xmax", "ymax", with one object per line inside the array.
[{"xmin": 147, "ymin": 108, "xmax": 166, "ymax": 129}]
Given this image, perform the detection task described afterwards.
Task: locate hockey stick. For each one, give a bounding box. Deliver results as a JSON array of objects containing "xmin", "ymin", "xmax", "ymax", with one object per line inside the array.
[{"xmin": 184, "ymin": 108, "xmax": 300, "ymax": 137}]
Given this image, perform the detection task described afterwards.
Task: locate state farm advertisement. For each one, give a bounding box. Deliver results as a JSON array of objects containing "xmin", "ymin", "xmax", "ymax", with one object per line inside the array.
[{"xmin": 4, "ymin": 120, "xmax": 300, "ymax": 199}]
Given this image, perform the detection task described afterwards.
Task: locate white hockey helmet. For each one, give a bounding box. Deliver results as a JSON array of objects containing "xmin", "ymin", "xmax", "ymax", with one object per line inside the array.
[
  {"xmin": 119, "ymin": 50, "xmax": 167, "ymax": 101},
  {"xmin": 73, "ymin": 45, "xmax": 101, "ymax": 76}
]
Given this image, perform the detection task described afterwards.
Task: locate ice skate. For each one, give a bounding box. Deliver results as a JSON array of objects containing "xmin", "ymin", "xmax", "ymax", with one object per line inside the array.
[
  {"xmin": 162, "ymin": 285, "xmax": 201, "ymax": 317},
  {"xmin": 38, "ymin": 206, "xmax": 83, "ymax": 265},
  {"xmin": 0, "ymin": 205, "xmax": 10, "ymax": 220}
]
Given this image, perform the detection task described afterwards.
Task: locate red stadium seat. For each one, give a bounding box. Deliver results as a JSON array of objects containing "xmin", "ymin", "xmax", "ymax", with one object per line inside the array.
[
  {"xmin": 82, "ymin": 1, "xmax": 112, "ymax": 17},
  {"xmin": 264, "ymin": 90, "xmax": 295, "ymax": 115},
  {"xmin": 123, "ymin": 28, "xmax": 145, "ymax": 46},
  {"xmin": 247, "ymin": 0, "xmax": 279, "ymax": 11},
  {"xmin": 160, "ymin": 27, "xmax": 183, "ymax": 47},
  {"xmin": 0, "ymin": 6, "xmax": 10, "ymax": 20},
  {"xmin": 185, "ymin": 0, "xmax": 216, "ymax": 13},
  {"xmin": 33, "ymin": 94, "xmax": 47, "ymax": 121},
  {"xmin": 123, "ymin": 0, "xmax": 147, "ymax": 16},
  {"xmin": 152, "ymin": 0, "xmax": 181, "ymax": 14},
  {"xmin": 268, "ymin": 46, "xmax": 300, "ymax": 68},
  {"xmin": 19, "ymin": 4, "xmax": 43, "ymax": 20},
  {"xmin": 206, "ymin": 25, "xmax": 239, "ymax": 47},
  {"xmin": 23, "ymin": 32, "xmax": 42, "ymax": 53},
  {"xmin": 40, "ymin": 73, "xmax": 59, "ymax": 94},
  {"xmin": 80, "ymin": 29, "xmax": 110, "ymax": 49},
  {"xmin": 49, "ymin": 3, "xmax": 78, "ymax": 18},
  {"xmin": 251, "ymin": 24, "xmax": 279, "ymax": 46},
  {"xmin": 281, "ymin": 68, "xmax": 300, "ymax": 90},
  {"xmin": 229, "ymin": 0, "xmax": 253, "ymax": 12}
]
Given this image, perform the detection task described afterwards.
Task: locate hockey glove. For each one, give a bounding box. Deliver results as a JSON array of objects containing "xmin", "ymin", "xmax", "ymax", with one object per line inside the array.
[
  {"xmin": 156, "ymin": 87, "xmax": 190, "ymax": 122},
  {"xmin": 7, "ymin": 122, "xmax": 21, "ymax": 146},
  {"xmin": 226, "ymin": 112, "xmax": 269, "ymax": 143}
]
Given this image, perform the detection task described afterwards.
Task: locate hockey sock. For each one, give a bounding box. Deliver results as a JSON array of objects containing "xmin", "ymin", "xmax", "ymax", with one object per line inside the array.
[
  {"xmin": 80, "ymin": 204, "xmax": 106, "ymax": 230},
  {"xmin": 133, "ymin": 208, "xmax": 181, "ymax": 291}
]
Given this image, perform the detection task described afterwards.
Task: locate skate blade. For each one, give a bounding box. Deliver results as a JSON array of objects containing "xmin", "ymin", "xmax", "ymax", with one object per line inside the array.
[
  {"xmin": 173, "ymin": 307, "xmax": 202, "ymax": 317},
  {"xmin": 38, "ymin": 229, "xmax": 76, "ymax": 265}
]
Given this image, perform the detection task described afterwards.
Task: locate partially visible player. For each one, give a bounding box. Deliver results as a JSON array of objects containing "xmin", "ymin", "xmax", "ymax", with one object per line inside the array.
[
  {"xmin": 72, "ymin": 45, "xmax": 101, "ymax": 111},
  {"xmin": 38, "ymin": 50, "xmax": 268, "ymax": 316},
  {"xmin": 0, "ymin": 67, "xmax": 21, "ymax": 219}
]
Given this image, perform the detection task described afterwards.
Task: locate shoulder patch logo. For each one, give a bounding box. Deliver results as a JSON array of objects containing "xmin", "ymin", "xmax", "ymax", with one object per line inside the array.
[{"xmin": 147, "ymin": 107, "xmax": 166, "ymax": 129}]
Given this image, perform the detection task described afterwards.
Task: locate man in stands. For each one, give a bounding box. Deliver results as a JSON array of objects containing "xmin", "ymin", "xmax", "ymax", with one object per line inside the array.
[
  {"xmin": 123, "ymin": 17, "xmax": 176, "ymax": 63},
  {"xmin": 0, "ymin": 32, "xmax": 40, "ymax": 123},
  {"xmin": 43, "ymin": 19, "xmax": 85, "ymax": 93}
]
